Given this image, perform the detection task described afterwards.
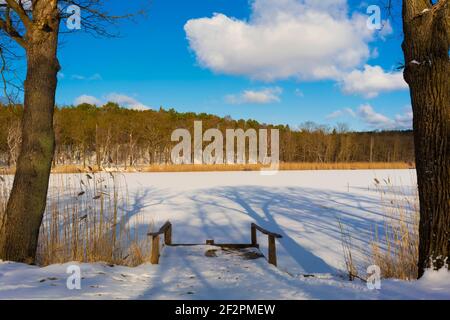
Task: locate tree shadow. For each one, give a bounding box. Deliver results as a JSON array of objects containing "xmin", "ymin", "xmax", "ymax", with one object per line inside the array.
[{"xmin": 119, "ymin": 180, "xmax": 416, "ymax": 276}]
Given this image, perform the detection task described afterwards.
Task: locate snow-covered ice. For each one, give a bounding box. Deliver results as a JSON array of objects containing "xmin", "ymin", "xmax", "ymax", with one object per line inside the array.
[
  {"xmin": 1, "ymin": 246, "xmax": 449, "ymax": 300},
  {"xmin": 1, "ymin": 169, "xmax": 449, "ymax": 299}
]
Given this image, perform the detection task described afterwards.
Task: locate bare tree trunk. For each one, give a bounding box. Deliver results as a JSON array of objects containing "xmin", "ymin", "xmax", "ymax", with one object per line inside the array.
[
  {"xmin": 0, "ymin": 18, "xmax": 60, "ymax": 263},
  {"xmin": 402, "ymin": 0, "xmax": 450, "ymax": 277},
  {"xmin": 129, "ymin": 132, "xmax": 134, "ymax": 167},
  {"xmin": 369, "ymin": 136, "xmax": 374, "ymax": 163},
  {"xmin": 7, "ymin": 120, "xmax": 21, "ymax": 167},
  {"xmin": 95, "ymin": 124, "xmax": 102, "ymax": 170},
  {"xmin": 82, "ymin": 143, "xmax": 86, "ymax": 169}
]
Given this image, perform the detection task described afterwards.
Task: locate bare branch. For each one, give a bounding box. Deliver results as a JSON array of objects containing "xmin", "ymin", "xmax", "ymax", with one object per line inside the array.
[
  {"xmin": 58, "ymin": 0, "xmax": 147, "ymax": 37},
  {"xmin": 0, "ymin": 17, "xmax": 25, "ymax": 47},
  {"xmin": 432, "ymin": 0, "xmax": 448, "ymax": 12},
  {"xmin": 4, "ymin": 0, "xmax": 32, "ymax": 29},
  {"xmin": 0, "ymin": 45, "xmax": 22, "ymax": 105}
]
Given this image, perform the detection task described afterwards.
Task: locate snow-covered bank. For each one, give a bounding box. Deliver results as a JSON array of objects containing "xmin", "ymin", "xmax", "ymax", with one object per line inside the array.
[
  {"xmin": 1, "ymin": 169, "xmax": 449, "ymax": 299},
  {"xmin": 0, "ymin": 246, "xmax": 448, "ymax": 300}
]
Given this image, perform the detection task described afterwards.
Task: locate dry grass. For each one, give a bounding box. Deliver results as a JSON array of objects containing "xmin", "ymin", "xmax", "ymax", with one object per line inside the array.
[
  {"xmin": 0, "ymin": 171, "xmax": 155, "ymax": 267},
  {"xmin": 370, "ymin": 179, "xmax": 419, "ymax": 280},
  {"xmin": 0, "ymin": 161, "xmax": 413, "ymax": 174},
  {"xmin": 337, "ymin": 178, "xmax": 419, "ymax": 281},
  {"xmin": 141, "ymin": 162, "xmax": 414, "ymax": 172},
  {"xmin": 338, "ymin": 218, "xmax": 359, "ymax": 281},
  {"xmin": 51, "ymin": 164, "xmax": 103, "ymax": 174},
  {"xmin": 279, "ymin": 162, "xmax": 414, "ymax": 171}
]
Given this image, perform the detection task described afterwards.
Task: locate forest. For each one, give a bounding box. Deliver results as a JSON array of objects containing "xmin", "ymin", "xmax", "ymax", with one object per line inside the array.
[{"xmin": 0, "ymin": 103, "xmax": 415, "ymax": 169}]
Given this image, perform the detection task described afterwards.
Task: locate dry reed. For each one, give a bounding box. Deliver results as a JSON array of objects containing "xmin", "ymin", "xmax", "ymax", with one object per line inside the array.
[
  {"xmin": 0, "ymin": 161, "xmax": 413, "ymax": 174},
  {"xmin": 338, "ymin": 218, "xmax": 359, "ymax": 281},
  {"xmin": 0, "ymin": 170, "xmax": 154, "ymax": 266},
  {"xmin": 337, "ymin": 177, "xmax": 419, "ymax": 281},
  {"xmin": 370, "ymin": 178, "xmax": 419, "ymax": 280}
]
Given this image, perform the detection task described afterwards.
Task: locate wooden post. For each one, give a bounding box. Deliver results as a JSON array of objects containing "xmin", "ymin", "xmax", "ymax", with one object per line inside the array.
[
  {"xmin": 164, "ymin": 223, "xmax": 172, "ymax": 245},
  {"xmin": 151, "ymin": 235, "xmax": 160, "ymax": 264},
  {"xmin": 206, "ymin": 239, "xmax": 215, "ymax": 245},
  {"xmin": 251, "ymin": 224, "xmax": 257, "ymax": 246},
  {"xmin": 268, "ymin": 235, "xmax": 277, "ymax": 266}
]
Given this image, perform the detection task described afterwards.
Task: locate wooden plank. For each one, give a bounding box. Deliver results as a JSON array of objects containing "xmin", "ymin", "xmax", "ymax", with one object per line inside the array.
[
  {"xmin": 268, "ymin": 235, "xmax": 277, "ymax": 266},
  {"xmin": 251, "ymin": 224, "xmax": 257, "ymax": 246},
  {"xmin": 164, "ymin": 224, "xmax": 172, "ymax": 245},
  {"xmin": 151, "ymin": 235, "xmax": 160, "ymax": 264},
  {"xmin": 169, "ymin": 243, "xmax": 259, "ymax": 249},
  {"xmin": 215, "ymin": 243, "xmax": 258, "ymax": 249},
  {"xmin": 251, "ymin": 223, "xmax": 282, "ymax": 238},
  {"xmin": 148, "ymin": 221, "xmax": 172, "ymax": 237}
]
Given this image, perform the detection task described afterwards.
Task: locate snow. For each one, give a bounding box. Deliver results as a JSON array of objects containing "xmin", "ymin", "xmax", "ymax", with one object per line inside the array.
[
  {"xmin": 1, "ymin": 169, "xmax": 449, "ymax": 299},
  {"xmin": 117, "ymin": 170, "xmax": 418, "ymax": 275},
  {"xmin": 1, "ymin": 246, "xmax": 448, "ymax": 300}
]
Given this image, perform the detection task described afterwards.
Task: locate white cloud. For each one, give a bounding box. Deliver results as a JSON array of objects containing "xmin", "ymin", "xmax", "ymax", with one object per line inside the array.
[
  {"xmin": 74, "ymin": 95, "xmax": 102, "ymax": 106},
  {"xmin": 184, "ymin": 0, "xmax": 406, "ymax": 98},
  {"xmin": 378, "ymin": 20, "xmax": 393, "ymax": 39},
  {"xmin": 106, "ymin": 93, "xmax": 150, "ymax": 110},
  {"xmin": 326, "ymin": 107, "xmax": 355, "ymax": 119},
  {"xmin": 327, "ymin": 104, "xmax": 413, "ymax": 130},
  {"xmin": 225, "ymin": 87, "xmax": 282, "ymax": 104},
  {"xmin": 394, "ymin": 107, "xmax": 413, "ymax": 130},
  {"xmin": 370, "ymin": 47, "xmax": 379, "ymax": 59},
  {"xmin": 89, "ymin": 73, "xmax": 103, "ymax": 81},
  {"xmin": 71, "ymin": 73, "xmax": 103, "ymax": 81},
  {"xmin": 294, "ymin": 88, "xmax": 304, "ymax": 97},
  {"xmin": 340, "ymin": 65, "xmax": 408, "ymax": 98},
  {"xmin": 326, "ymin": 110, "xmax": 344, "ymax": 119},
  {"xmin": 356, "ymin": 104, "xmax": 395, "ymax": 129},
  {"xmin": 184, "ymin": 0, "xmax": 376, "ymax": 81},
  {"xmin": 345, "ymin": 107, "xmax": 356, "ymax": 117},
  {"xmin": 71, "ymin": 75, "xmax": 85, "ymax": 80},
  {"xmin": 74, "ymin": 93, "xmax": 150, "ymax": 110}
]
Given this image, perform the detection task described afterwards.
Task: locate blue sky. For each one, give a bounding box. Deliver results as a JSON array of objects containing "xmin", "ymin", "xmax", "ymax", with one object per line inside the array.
[{"xmin": 55, "ymin": 0, "xmax": 412, "ymax": 131}]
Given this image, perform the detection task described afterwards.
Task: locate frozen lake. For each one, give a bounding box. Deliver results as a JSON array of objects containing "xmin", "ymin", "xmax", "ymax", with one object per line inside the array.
[
  {"xmin": 2, "ymin": 169, "xmax": 450, "ymax": 299},
  {"xmin": 81, "ymin": 169, "xmax": 418, "ymax": 275}
]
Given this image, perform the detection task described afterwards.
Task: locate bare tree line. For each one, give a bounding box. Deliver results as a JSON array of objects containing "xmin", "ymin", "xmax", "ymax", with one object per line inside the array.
[{"xmin": 0, "ymin": 103, "xmax": 415, "ymax": 168}]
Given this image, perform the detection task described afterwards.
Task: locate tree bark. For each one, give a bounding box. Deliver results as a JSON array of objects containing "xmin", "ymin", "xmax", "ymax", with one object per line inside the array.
[
  {"xmin": 402, "ymin": 0, "xmax": 450, "ymax": 278},
  {"xmin": 0, "ymin": 12, "xmax": 60, "ymax": 263}
]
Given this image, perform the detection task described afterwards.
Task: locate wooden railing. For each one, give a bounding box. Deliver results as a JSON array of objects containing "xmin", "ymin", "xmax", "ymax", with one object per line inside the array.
[
  {"xmin": 251, "ymin": 223, "xmax": 282, "ymax": 266},
  {"xmin": 147, "ymin": 221, "xmax": 172, "ymax": 264},
  {"xmin": 147, "ymin": 221, "xmax": 282, "ymax": 267}
]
